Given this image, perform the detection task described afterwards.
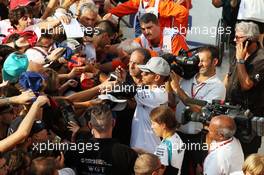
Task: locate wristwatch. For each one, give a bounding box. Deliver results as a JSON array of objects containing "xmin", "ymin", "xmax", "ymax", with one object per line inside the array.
[{"xmin": 236, "ymin": 59, "xmax": 246, "ymax": 64}]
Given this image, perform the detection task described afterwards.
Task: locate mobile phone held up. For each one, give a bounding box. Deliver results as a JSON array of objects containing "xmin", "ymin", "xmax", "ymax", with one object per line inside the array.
[
  {"xmin": 109, "ymin": 74, "xmax": 118, "ymax": 81},
  {"xmin": 243, "ymin": 39, "xmax": 252, "ymax": 48}
]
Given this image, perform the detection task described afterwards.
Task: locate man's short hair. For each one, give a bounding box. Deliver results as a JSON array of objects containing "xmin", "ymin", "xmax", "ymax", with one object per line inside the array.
[
  {"xmin": 139, "ymin": 13, "xmax": 159, "ymax": 25},
  {"xmin": 134, "ymin": 153, "xmax": 161, "ymax": 175},
  {"xmin": 198, "ymin": 45, "xmax": 219, "ymax": 61},
  {"xmin": 236, "ymin": 22, "xmax": 260, "ymax": 40},
  {"xmin": 9, "ymin": 6, "xmax": 32, "ymax": 29},
  {"xmin": 79, "ymin": 3, "xmax": 99, "ymax": 16},
  {"xmin": 213, "ymin": 115, "xmax": 237, "ymax": 139},
  {"xmin": 89, "ymin": 104, "xmax": 113, "ymax": 133},
  {"xmin": 133, "ymin": 48, "xmax": 151, "ymax": 64},
  {"xmin": 28, "ymin": 157, "xmax": 57, "ymax": 175},
  {"xmin": 95, "ymin": 20, "xmax": 117, "ymax": 37}
]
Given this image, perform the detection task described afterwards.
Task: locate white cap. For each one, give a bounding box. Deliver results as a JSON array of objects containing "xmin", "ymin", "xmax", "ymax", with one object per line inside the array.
[
  {"xmin": 137, "ymin": 57, "xmax": 170, "ymax": 76},
  {"xmin": 98, "ymin": 94, "xmax": 127, "ymax": 111}
]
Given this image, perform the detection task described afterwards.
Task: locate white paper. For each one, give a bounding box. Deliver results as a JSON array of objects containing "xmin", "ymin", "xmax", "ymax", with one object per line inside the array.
[{"xmin": 62, "ymin": 18, "xmax": 84, "ymax": 38}]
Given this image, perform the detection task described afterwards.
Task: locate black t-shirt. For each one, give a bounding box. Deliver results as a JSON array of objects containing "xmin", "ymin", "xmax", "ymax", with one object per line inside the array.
[
  {"xmin": 226, "ymin": 47, "xmax": 264, "ymax": 116},
  {"xmin": 65, "ymin": 138, "xmax": 138, "ymax": 175}
]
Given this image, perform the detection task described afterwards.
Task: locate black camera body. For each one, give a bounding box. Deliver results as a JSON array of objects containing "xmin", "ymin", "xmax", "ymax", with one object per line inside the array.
[
  {"xmin": 163, "ymin": 48, "xmax": 200, "ymax": 79},
  {"xmin": 180, "ymin": 99, "xmax": 264, "ymax": 142}
]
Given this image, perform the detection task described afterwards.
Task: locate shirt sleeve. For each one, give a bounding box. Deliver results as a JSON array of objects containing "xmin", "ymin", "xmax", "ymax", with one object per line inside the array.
[
  {"xmin": 155, "ymin": 143, "xmax": 169, "ymax": 166},
  {"xmin": 109, "ymin": 0, "xmax": 139, "ymax": 17},
  {"xmin": 171, "ymin": 34, "xmax": 189, "ymax": 56},
  {"xmin": 158, "ymin": 1, "xmax": 189, "ymax": 27}
]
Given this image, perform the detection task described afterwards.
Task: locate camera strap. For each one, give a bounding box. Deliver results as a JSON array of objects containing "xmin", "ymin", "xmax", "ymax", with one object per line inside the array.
[{"xmin": 191, "ymin": 83, "xmax": 206, "ymax": 98}]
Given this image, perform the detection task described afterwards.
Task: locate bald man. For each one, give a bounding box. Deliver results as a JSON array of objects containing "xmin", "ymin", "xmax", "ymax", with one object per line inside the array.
[{"xmin": 203, "ymin": 115, "xmax": 244, "ymax": 175}]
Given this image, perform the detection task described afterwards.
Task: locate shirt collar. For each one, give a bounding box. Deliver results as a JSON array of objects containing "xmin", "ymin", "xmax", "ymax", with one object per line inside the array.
[
  {"xmin": 193, "ymin": 74, "xmax": 217, "ymax": 85},
  {"xmin": 209, "ymin": 137, "xmax": 233, "ymax": 151}
]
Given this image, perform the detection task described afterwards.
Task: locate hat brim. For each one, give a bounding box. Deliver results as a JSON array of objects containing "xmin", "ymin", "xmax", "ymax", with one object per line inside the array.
[
  {"xmin": 98, "ymin": 94, "xmax": 127, "ymax": 111},
  {"xmin": 98, "ymin": 94, "xmax": 127, "ymax": 103},
  {"xmin": 2, "ymin": 69, "xmax": 16, "ymax": 83},
  {"xmin": 112, "ymin": 102, "xmax": 127, "ymax": 111},
  {"xmin": 137, "ymin": 65, "xmax": 152, "ymax": 73}
]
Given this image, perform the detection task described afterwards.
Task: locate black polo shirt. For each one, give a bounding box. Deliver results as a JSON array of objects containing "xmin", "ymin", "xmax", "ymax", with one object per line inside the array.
[{"xmin": 226, "ymin": 47, "xmax": 264, "ymax": 116}]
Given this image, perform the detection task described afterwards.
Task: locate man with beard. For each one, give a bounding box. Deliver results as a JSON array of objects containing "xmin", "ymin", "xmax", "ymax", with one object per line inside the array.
[{"xmin": 170, "ymin": 45, "xmax": 226, "ymax": 174}]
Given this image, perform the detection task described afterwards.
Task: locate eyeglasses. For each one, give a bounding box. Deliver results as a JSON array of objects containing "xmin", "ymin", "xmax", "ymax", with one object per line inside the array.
[{"xmin": 235, "ymin": 35, "xmax": 247, "ymax": 40}]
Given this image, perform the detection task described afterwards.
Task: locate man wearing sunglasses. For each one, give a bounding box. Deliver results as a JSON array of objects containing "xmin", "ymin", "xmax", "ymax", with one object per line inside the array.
[
  {"xmin": 225, "ymin": 21, "xmax": 264, "ymax": 157},
  {"xmin": 130, "ymin": 57, "xmax": 170, "ymax": 153}
]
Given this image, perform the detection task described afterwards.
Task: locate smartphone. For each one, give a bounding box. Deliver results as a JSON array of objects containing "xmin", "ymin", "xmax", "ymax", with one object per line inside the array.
[
  {"xmin": 243, "ymin": 39, "xmax": 252, "ymax": 48},
  {"xmin": 109, "ymin": 74, "xmax": 118, "ymax": 81}
]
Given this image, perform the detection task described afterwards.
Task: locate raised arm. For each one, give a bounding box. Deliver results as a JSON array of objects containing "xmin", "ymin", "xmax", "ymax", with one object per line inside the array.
[{"xmin": 0, "ymin": 96, "xmax": 50, "ymax": 153}]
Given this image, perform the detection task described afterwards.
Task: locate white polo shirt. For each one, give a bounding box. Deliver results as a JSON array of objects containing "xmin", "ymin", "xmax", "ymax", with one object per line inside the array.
[
  {"xmin": 204, "ymin": 137, "xmax": 244, "ymax": 175},
  {"xmin": 176, "ymin": 74, "xmax": 226, "ymax": 134},
  {"xmin": 131, "ymin": 87, "xmax": 168, "ymax": 153}
]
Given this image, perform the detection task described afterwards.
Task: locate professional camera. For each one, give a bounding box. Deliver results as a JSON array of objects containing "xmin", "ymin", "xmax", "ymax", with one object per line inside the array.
[
  {"xmin": 179, "ymin": 99, "xmax": 264, "ymax": 143},
  {"xmin": 162, "ymin": 48, "xmax": 201, "ymax": 79}
]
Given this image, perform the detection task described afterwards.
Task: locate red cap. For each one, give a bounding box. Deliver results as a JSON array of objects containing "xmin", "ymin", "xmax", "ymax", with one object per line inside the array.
[{"xmin": 10, "ymin": 0, "xmax": 35, "ymax": 10}]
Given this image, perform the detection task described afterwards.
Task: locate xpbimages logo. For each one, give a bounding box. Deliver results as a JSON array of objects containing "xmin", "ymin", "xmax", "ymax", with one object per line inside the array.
[{"xmin": 32, "ymin": 141, "xmax": 100, "ymax": 153}]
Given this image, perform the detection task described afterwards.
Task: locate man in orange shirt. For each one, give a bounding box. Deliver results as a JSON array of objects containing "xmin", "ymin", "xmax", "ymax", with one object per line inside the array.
[
  {"xmin": 106, "ymin": 0, "xmax": 190, "ymax": 36},
  {"xmin": 134, "ymin": 13, "xmax": 189, "ymax": 56}
]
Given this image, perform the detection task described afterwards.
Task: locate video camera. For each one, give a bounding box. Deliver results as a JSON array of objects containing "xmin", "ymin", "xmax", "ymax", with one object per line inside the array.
[
  {"xmin": 180, "ymin": 99, "xmax": 264, "ymax": 142},
  {"xmin": 163, "ymin": 48, "xmax": 201, "ymax": 79}
]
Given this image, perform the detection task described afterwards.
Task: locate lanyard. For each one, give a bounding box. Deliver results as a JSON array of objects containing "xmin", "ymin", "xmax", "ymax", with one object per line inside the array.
[
  {"xmin": 191, "ymin": 83, "xmax": 206, "ymax": 98},
  {"xmin": 209, "ymin": 138, "xmax": 233, "ymax": 153}
]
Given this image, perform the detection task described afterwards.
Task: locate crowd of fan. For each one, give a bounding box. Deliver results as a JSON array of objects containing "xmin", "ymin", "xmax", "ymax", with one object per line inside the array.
[{"xmin": 0, "ymin": 0, "xmax": 263, "ymax": 174}]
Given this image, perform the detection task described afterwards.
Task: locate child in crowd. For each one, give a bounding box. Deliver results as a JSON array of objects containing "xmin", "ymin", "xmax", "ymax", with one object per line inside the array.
[{"xmin": 150, "ymin": 106, "xmax": 185, "ymax": 175}]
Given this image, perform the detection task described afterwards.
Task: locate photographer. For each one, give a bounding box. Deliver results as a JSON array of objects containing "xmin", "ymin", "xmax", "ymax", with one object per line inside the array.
[
  {"xmin": 170, "ymin": 45, "xmax": 226, "ymax": 174},
  {"xmin": 225, "ymin": 22, "xmax": 264, "ymax": 156}
]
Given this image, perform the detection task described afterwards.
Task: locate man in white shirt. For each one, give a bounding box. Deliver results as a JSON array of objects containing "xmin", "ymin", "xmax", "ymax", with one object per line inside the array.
[
  {"xmin": 131, "ymin": 56, "xmax": 170, "ymax": 153},
  {"xmin": 170, "ymin": 45, "xmax": 226, "ymax": 174},
  {"xmin": 204, "ymin": 115, "xmax": 244, "ymax": 175}
]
